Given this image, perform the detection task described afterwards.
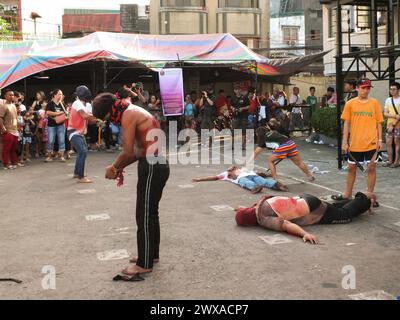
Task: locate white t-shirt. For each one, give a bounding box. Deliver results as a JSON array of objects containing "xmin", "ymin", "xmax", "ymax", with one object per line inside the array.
[
  {"xmin": 290, "ymin": 94, "xmax": 302, "ymax": 113},
  {"xmin": 19, "ymin": 104, "xmax": 26, "ymax": 112},
  {"xmin": 68, "ymin": 99, "xmax": 89, "ymax": 140},
  {"xmin": 385, "ymin": 97, "xmax": 400, "ymax": 111},
  {"xmin": 217, "ymin": 168, "xmax": 257, "ymax": 185},
  {"xmin": 271, "ymin": 95, "xmax": 285, "ymax": 107},
  {"xmin": 86, "ymin": 102, "xmax": 93, "ymax": 114}
]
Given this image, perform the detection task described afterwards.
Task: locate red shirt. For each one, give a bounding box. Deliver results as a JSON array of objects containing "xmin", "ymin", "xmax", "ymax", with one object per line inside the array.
[
  {"xmin": 249, "ymin": 97, "xmax": 258, "ymax": 114},
  {"xmin": 216, "ymin": 96, "xmax": 228, "ymax": 116}
]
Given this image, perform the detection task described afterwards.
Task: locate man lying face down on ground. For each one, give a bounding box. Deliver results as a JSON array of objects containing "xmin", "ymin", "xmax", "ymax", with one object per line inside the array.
[
  {"xmin": 192, "ymin": 166, "xmax": 289, "ymax": 194},
  {"xmin": 235, "ymin": 192, "xmax": 377, "ymax": 244}
]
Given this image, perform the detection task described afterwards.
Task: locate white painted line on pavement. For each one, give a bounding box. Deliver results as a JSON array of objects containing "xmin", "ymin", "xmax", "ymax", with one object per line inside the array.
[
  {"xmin": 96, "ymin": 249, "xmax": 130, "ymax": 261},
  {"xmin": 178, "ymin": 184, "xmax": 195, "ymax": 189},
  {"xmin": 101, "ymin": 232, "xmax": 131, "ymax": 237},
  {"xmin": 77, "ymin": 189, "xmax": 96, "ymax": 194},
  {"xmin": 349, "ymin": 290, "xmax": 396, "ymax": 300},
  {"xmin": 259, "ymin": 234, "xmax": 293, "ymax": 245},
  {"xmin": 85, "ymin": 214, "xmax": 110, "ymax": 221},
  {"xmin": 111, "ymin": 227, "xmax": 131, "ymax": 232},
  {"xmin": 210, "ymin": 205, "xmax": 234, "ymax": 212}
]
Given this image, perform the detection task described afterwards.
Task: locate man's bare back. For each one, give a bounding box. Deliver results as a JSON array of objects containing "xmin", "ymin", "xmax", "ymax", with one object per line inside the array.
[{"xmin": 121, "ymin": 104, "xmax": 163, "ymax": 159}]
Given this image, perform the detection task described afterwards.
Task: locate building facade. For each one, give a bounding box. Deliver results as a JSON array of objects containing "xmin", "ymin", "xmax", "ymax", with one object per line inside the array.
[
  {"xmin": 149, "ymin": 0, "xmax": 269, "ymax": 49},
  {"xmin": 321, "ymin": 0, "xmax": 400, "ymax": 104},
  {"xmin": 269, "ymin": 0, "xmax": 323, "ymax": 58}
]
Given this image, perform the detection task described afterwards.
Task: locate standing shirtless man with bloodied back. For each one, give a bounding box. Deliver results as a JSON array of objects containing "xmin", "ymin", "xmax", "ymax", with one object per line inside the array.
[{"xmin": 92, "ymin": 89, "xmax": 170, "ymax": 277}]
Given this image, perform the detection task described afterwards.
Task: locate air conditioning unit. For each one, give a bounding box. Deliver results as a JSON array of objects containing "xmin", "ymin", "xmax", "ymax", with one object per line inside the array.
[{"xmin": 286, "ymin": 40, "xmax": 296, "ymax": 46}]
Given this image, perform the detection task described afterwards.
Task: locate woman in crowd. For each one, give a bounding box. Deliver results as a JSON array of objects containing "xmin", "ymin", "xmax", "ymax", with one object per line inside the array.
[{"xmin": 45, "ymin": 89, "xmax": 67, "ymax": 162}]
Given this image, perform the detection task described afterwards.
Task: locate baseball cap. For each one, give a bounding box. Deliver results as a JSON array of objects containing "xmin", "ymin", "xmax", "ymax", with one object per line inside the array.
[
  {"xmin": 75, "ymin": 85, "xmax": 92, "ymax": 101},
  {"xmin": 357, "ymin": 78, "xmax": 373, "ymax": 88}
]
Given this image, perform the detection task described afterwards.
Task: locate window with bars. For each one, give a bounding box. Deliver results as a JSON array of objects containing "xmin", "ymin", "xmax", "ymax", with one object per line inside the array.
[
  {"xmin": 282, "ymin": 26, "xmax": 299, "ymax": 45},
  {"xmin": 218, "ymin": 0, "xmax": 259, "ymax": 8},
  {"xmin": 310, "ymin": 30, "xmax": 321, "ymax": 40}
]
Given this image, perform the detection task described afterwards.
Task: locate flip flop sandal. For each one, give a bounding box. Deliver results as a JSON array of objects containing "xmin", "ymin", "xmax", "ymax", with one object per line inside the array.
[
  {"xmin": 331, "ymin": 194, "xmax": 349, "ymax": 201},
  {"xmin": 113, "ymin": 274, "xmax": 144, "ymax": 282}
]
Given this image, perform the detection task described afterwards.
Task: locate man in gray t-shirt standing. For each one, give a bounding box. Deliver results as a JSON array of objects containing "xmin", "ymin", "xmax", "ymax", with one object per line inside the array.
[{"xmin": 131, "ymin": 82, "xmax": 149, "ymax": 110}]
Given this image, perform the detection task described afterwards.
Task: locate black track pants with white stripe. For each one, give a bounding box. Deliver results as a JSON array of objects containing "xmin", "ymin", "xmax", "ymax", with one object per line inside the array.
[{"xmin": 136, "ymin": 158, "xmax": 170, "ymax": 269}]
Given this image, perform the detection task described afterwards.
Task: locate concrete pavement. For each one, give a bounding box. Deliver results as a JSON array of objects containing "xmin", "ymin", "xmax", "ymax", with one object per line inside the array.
[{"xmin": 0, "ymin": 139, "xmax": 399, "ymax": 300}]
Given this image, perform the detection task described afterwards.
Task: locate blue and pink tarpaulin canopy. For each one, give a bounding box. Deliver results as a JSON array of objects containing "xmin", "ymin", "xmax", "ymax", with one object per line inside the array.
[{"xmin": 0, "ymin": 32, "xmax": 326, "ymax": 89}]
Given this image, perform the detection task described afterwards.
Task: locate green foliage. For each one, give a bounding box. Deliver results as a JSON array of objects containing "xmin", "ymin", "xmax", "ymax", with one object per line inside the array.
[
  {"xmin": 311, "ymin": 107, "xmax": 338, "ymax": 138},
  {"xmin": 0, "ymin": 17, "xmax": 12, "ymax": 40}
]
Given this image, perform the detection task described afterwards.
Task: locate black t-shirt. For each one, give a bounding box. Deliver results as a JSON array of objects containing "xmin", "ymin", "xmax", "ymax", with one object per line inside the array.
[
  {"xmin": 202, "ymin": 95, "xmax": 216, "ymax": 119},
  {"xmin": 46, "ymin": 101, "xmax": 65, "ymax": 127},
  {"xmin": 33, "ymin": 100, "xmax": 45, "ymax": 112},
  {"xmin": 232, "ymin": 95, "xmax": 250, "ymax": 119}
]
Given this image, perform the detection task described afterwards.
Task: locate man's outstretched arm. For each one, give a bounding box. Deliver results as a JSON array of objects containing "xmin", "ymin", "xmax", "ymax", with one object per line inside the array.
[
  {"xmin": 259, "ymin": 216, "xmax": 319, "ymax": 244},
  {"xmin": 192, "ymin": 176, "xmax": 219, "ymax": 182},
  {"xmin": 282, "ymin": 220, "xmax": 319, "ymax": 244}
]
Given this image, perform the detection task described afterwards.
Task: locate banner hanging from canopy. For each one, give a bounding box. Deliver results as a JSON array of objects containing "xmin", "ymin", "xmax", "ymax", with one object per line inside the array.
[{"xmin": 159, "ymin": 68, "xmax": 185, "ymax": 116}]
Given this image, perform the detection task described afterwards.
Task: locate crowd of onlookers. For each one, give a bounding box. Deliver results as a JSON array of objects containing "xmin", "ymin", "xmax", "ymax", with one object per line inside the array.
[{"xmin": 1, "ymin": 79, "xmax": 400, "ymax": 170}]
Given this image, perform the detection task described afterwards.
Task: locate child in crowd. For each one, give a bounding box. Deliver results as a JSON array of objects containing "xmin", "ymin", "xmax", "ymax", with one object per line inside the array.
[{"xmin": 22, "ymin": 108, "xmax": 37, "ymax": 163}]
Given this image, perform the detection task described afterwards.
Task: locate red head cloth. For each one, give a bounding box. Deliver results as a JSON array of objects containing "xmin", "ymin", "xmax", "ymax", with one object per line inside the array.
[{"xmin": 235, "ymin": 207, "xmax": 258, "ymax": 227}]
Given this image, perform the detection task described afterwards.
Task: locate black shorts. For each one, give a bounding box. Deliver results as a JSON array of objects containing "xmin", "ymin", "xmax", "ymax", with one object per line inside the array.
[{"xmin": 348, "ymin": 149, "xmax": 377, "ymax": 164}]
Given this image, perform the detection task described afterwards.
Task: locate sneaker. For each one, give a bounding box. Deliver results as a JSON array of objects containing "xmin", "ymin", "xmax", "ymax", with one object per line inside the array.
[
  {"xmin": 3, "ymin": 166, "xmax": 9, "ymax": 170},
  {"xmin": 60, "ymin": 157, "xmax": 66, "ymax": 162},
  {"xmin": 8, "ymin": 165, "xmax": 16, "ymax": 170},
  {"xmin": 45, "ymin": 157, "xmax": 53, "ymax": 162},
  {"xmin": 17, "ymin": 162, "xmax": 25, "ymax": 167}
]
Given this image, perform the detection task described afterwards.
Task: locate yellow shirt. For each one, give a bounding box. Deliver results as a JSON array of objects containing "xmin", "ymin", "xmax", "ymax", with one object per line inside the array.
[
  {"xmin": 341, "ymin": 98, "xmax": 384, "ymax": 152},
  {"xmin": 384, "ymin": 97, "xmax": 400, "ymax": 128}
]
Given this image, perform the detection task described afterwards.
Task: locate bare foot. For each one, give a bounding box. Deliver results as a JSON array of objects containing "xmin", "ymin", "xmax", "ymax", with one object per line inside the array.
[
  {"xmin": 307, "ymin": 175, "xmax": 315, "ymax": 182},
  {"xmin": 250, "ymin": 186, "xmax": 263, "ymax": 194},
  {"xmin": 122, "ymin": 264, "xmax": 152, "ymax": 276},
  {"xmin": 78, "ymin": 177, "xmax": 93, "ymax": 183},
  {"xmin": 129, "ymin": 257, "xmax": 159, "ymax": 264},
  {"xmin": 274, "ymin": 181, "xmax": 289, "ymax": 192}
]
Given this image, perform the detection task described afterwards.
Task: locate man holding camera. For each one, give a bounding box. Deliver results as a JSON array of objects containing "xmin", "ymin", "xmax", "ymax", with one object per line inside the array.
[
  {"xmin": 199, "ymin": 88, "xmax": 216, "ymax": 132},
  {"xmin": 232, "ymin": 87, "xmax": 250, "ymax": 150},
  {"xmin": 125, "ymin": 82, "xmax": 149, "ymax": 110}
]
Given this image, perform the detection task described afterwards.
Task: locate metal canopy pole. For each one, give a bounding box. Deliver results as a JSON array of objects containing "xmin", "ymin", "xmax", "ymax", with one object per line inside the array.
[
  {"xmin": 370, "ymin": 0, "xmax": 378, "ymax": 49},
  {"xmin": 103, "ymin": 61, "xmax": 108, "ymax": 91},
  {"xmin": 335, "ymin": 0, "xmax": 344, "ymax": 169}
]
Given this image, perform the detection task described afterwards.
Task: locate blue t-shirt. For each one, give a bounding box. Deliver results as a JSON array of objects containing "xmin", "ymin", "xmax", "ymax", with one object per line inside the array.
[{"xmin": 185, "ymin": 103, "xmax": 194, "ymax": 117}]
